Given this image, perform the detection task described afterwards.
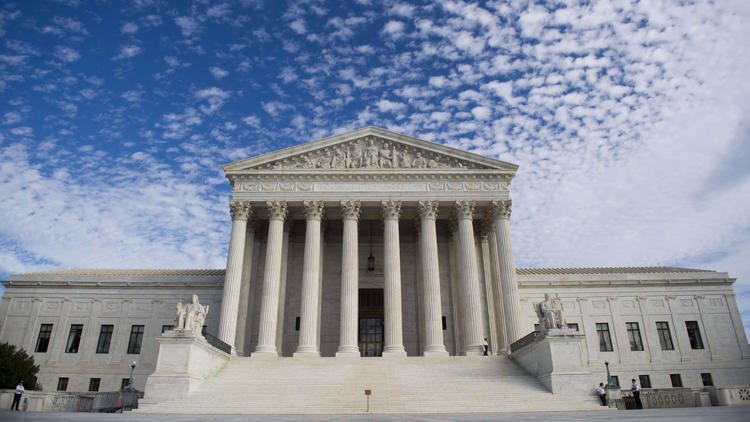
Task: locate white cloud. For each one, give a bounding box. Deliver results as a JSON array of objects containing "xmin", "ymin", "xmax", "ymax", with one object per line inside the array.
[
  {"xmin": 114, "ymin": 44, "xmax": 142, "ymax": 59},
  {"xmin": 376, "ymin": 99, "xmax": 406, "ymax": 113},
  {"xmin": 3, "ymin": 111, "xmax": 22, "ymax": 125},
  {"xmin": 382, "ymin": 20, "xmax": 406, "ymax": 38},
  {"xmin": 210, "ymin": 66, "xmax": 229, "ymax": 79},
  {"xmin": 206, "ymin": 3, "xmax": 232, "ymax": 19},
  {"xmin": 195, "ymin": 87, "xmax": 231, "ymax": 114},
  {"xmin": 290, "ymin": 19, "xmax": 307, "ymax": 35},
  {"xmin": 175, "ymin": 16, "xmax": 200, "ymax": 37},
  {"xmin": 121, "ymin": 22, "xmax": 138, "ymax": 34},
  {"xmin": 471, "ymin": 106, "xmax": 491, "ymax": 120},
  {"xmin": 54, "ymin": 46, "xmax": 80, "ymax": 62},
  {"xmin": 241, "ymin": 115, "xmax": 261, "ymax": 127}
]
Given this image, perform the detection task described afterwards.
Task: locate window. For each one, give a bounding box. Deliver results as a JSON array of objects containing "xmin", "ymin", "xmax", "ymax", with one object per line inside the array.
[
  {"xmin": 66, "ymin": 324, "xmax": 83, "ymax": 353},
  {"xmin": 670, "ymin": 374, "xmax": 683, "ymax": 387},
  {"xmin": 685, "ymin": 321, "xmax": 704, "ymax": 349},
  {"xmin": 127, "ymin": 325, "xmax": 144, "ymax": 354},
  {"xmin": 57, "ymin": 377, "xmax": 69, "ymax": 391},
  {"xmin": 701, "ymin": 373, "xmax": 713, "ymax": 387},
  {"xmin": 610, "ymin": 376, "xmax": 620, "ymax": 388},
  {"xmin": 638, "ymin": 374, "xmax": 652, "ymax": 388},
  {"xmin": 656, "ymin": 321, "xmax": 674, "ymax": 350},
  {"xmin": 295, "ymin": 317, "xmax": 300, "ymax": 331},
  {"xmin": 626, "ymin": 322, "xmax": 644, "ymax": 351},
  {"xmin": 121, "ymin": 378, "xmax": 131, "ymax": 390},
  {"xmin": 596, "ymin": 323, "xmax": 613, "ymax": 352},
  {"xmin": 442, "ymin": 316, "xmax": 447, "ymax": 331},
  {"xmin": 35, "ymin": 324, "xmax": 53, "ymax": 353},
  {"xmin": 88, "ymin": 378, "xmax": 100, "ymax": 392},
  {"xmin": 533, "ymin": 323, "xmax": 540, "ymax": 332},
  {"xmin": 566, "ymin": 323, "xmax": 579, "ymax": 332},
  {"xmin": 96, "ymin": 325, "xmax": 114, "ymax": 354},
  {"xmin": 161, "ymin": 325, "xmax": 174, "ymax": 333}
]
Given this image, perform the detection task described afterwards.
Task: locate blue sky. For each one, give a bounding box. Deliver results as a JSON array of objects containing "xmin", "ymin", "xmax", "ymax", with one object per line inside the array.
[{"xmin": 1, "ymin": 1, "xmax": 749, "ymax": 336}]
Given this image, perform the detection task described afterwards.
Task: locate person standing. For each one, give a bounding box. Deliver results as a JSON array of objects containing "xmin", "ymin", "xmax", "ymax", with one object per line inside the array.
[
  {"xmin": 596, "ymin": 382, "xmax": 607, "ymax": 406},
  {"xmin": 631, "ymin": 379, "xmax": 643, "ymax": 409},
  {"xmin": 482, "ymin": 338, "xmax": 489, "ymax": 356},
  {"xmin": 11, "ymin": 380, "xmax": 24, "ymax": 411}
]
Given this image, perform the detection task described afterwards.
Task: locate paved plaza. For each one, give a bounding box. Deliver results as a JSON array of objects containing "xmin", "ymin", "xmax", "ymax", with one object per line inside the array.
[{"xmin": 1, "ymin": 407, "xmax": 749, "ymax": 422}]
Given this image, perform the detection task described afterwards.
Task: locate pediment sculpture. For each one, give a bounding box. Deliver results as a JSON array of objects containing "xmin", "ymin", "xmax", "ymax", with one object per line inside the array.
[
  {"xmin": 175, "ymin": 294, "xmax": 209, "ymax": 338},
  {"xmin": 256, "ymin": 136, "xmax": 486, "ymax": 170}
]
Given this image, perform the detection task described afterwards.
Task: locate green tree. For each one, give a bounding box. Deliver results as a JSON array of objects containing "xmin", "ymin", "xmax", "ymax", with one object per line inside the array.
[{"xmin": 0, "ymin": 342, "xmax": 39, "ymax": 390}]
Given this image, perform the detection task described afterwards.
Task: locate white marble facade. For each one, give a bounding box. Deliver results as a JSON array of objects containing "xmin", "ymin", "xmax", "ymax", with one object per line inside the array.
[{"xmin": 1, "ymin": 127, "xmax": 749, "ymax": 394}]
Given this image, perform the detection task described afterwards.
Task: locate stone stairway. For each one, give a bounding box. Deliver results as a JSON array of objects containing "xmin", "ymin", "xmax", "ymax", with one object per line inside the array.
[{"xmin": 138, "ymin": 356, "xmax": 603, "ymax": 414}]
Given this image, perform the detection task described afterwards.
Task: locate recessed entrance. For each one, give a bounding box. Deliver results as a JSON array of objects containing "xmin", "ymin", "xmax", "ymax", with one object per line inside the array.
[{"xmin": 358, "ymin": 288, "xmax": 384, "ymax": 357}]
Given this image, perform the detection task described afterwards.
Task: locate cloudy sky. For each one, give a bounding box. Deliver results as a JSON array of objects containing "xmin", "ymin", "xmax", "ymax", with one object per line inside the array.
[{"xmin": 1, "ymin": 1, "xmax": 749, "ymax": 335}]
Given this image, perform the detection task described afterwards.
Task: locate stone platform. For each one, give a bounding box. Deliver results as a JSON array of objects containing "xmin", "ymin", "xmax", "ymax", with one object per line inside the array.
[{"xmin": 137, "ymin": 356, "xmax": 602, "ymax": 414}]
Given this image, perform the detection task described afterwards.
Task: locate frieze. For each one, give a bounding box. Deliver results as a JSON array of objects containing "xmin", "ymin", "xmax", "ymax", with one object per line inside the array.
[
  {"xmin": 233, "ymin": 177, "xmax": 509, "ymax": 193},
  {"xmin": 257, "ymin": 136, "xmax": 485, "ymax": 170}
]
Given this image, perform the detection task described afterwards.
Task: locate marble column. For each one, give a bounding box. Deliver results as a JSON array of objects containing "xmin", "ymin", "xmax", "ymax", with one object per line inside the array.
[
  {"xmin": 336, "ymin": 200, "xmax": 361, "ymax": 357},
  {"xmin": 485, "ymin": 220, "xmax": 508, "ymax": 354},
  {"xmin": 492, "ymin": 200, "xmax": 523, "ymax": 344},
  {"xmin": 218, "ymin": 200, "xmax": 252, "ymax": 352},
  {"xmin": 254, "ymin": 201, "xmax": 288, "ymax": 356},
  {"xmin": 455, "ymin": 201, "xmax": 484, "ymax": 355},
  {"xmin": 418, "ymin": 200, "xmax": 449, "ymax": 357},
  {"xmin": 295, "ymin": 201, "xmax": 325, "ymax": 357},
  {"xmin": 382, "ymin": 200, "xmax": 407, "ymax": 357}
]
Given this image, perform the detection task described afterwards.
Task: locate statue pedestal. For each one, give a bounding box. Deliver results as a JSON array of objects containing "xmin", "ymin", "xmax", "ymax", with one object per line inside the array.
[
  {"xmin": 511, "ymin": 331, "xmax": 593, "ymax": 397},
  {"xmin": 142, "ymin": 330, "xmax": 230, "ymax": 404}
]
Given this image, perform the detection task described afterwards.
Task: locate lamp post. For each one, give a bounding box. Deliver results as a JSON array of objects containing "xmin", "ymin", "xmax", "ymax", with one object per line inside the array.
[
  {"xmin": 127, "ymin": 361, "xmax": 137, "ymax": 391},
  {"xmin": 604, "ymin": 360, "xmax": 613, "ymax": 388}
]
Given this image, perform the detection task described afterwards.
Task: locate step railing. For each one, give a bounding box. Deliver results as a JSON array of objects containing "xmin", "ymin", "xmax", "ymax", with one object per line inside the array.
[
  {"xmin": 509, "ymin": 330, "xmax": 540, "ymax": 353},
  {"xmin": 203, "ymin": 331, "xmax": 231, "ymax": 354},
  {"xmin": 49, "ymin": 390, "xmax": 141, "ymax": 412}
]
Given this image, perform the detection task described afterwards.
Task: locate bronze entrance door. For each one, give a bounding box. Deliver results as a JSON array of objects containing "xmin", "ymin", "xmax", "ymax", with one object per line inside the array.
[{"xmin": 359, "ymin": 289, "xmax": 384, "ymax": 357}]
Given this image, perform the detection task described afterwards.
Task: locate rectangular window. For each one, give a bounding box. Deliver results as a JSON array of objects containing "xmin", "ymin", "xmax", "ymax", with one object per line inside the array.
[
  {"xmin": 685, "ymin": 321, "xmax": 704, "ymax": 349},
  {"xmin": 88, "ymin": 378, "xmax": 100, "ymax": 392},
  {"xmin": 596, "ymin": 323, "xmax": 613, "ymax": 352},
  {"xmin": 57, "ymin": 377, "xmax": 69, "ymax": 391},
  {"xmin": 566, "ymin": 323, "xmax": 579, "ymax": 332},
  {"xmin": 701, "ymin": 373, "xmax": 713, "ymax": 386},
  {"xmin": 656, "ymin": 321, "xmax": 674, "ymax": 350},
  {"xmin": 670, "ymin": 373, "xmax": 683, "ymax": 387},
  {"xmin": 35, "ymin": 324, "xmax": 53, "ymax": 353},
  {"xmin": 626, "ymin": 322, "xmax": 644, "ymax": 351},
  {"xmin": 121, "ymin": 378, "xmax": 131, "ymax": 390},
  {"xmin": 65, "ymin": 324, "xmax": 83, "ymax": 353},
  {"xmin": 610, "ymin": 375, "xmax": 620, "ymax": 388},
  {"xmin": 161, "ymin": 325, "xmax": 174, "ymax": 333},
  {"xmin": 639, "ymin": 374, "xmax": 652, "ymax": 388},
  {"xmin": 534, "ymin": 323, "xmax": 540, "ymax": 332},
  {"xmin": 127, "ymin": 325, "xmax": 145, "ymax": 354},
  {"xmin": 442, "ymin": 316, "xmax": 447, "ymax": 331},
  {"xmin": 295, "ymin": 317, "xmax": 300, "ymax": 331},
  {"xmin": 96, "ymin": 325, "xmax": 114, "ymax": 354}
]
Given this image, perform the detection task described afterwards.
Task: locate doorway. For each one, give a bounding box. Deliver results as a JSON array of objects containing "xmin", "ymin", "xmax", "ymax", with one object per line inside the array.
[{"xmin": 359, "ymin": 289, "xmax": 383, "ymax": 357}]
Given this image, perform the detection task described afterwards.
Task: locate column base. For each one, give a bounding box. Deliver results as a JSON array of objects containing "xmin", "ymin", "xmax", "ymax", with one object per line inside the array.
[
  {"xmin": 293, "ymin": 349, "xmax": 320, "ymax": 358},
  {"xmin": 423, "ymin": 348, "xmax": 449, "ymax": 357},
  {"xmin": 463, "ymin": 345, "xmax": 484, "ymax": 356},
  {"xmin": 382, "ymin": 346, "xmax": 407, "ymax": 357},
  {"xmin": 252, "ymin": 344, "xmax": 278, "ymax": 357},
  {"xmin": 335, "ymin": 346, "xmax": 360, "ymax": 357}
]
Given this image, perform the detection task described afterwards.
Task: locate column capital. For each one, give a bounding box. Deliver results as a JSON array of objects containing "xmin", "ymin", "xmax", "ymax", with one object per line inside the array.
[
  {"xmin": 341, "ymin": 200, "xmax": 361, "ymax": 220},
  {"xmin": 454, "ymin": 200, "xmax": 475, "ymax": 220},
  {"xmin": 479, "ymin": 218, "xmax": 496, "ymax": 237},
  {"xmin": 229, "ymin": 200, "xmax": 252, "ymax": 221},
  {"xmin": 417, "ymin": 200, "xmax": 439, "ymax": 220},
  {"xmin": 381, "ymin": 200, "xmax": 402, "ymax": 220},
  {"xmin": 266, "ymin": 201, "xmax": 288, "ymax": 221},
  {"xmin": 302, "ymin": 200, "xmax": 325, "ymax": 220},
  {"xmin": 490, "ymin": 199, "xmax": 512, "ymax": 219}
]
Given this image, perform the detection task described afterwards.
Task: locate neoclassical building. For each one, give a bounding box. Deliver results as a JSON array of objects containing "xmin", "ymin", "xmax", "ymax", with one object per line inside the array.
[{"xmin": 1, "ymin": 127, "xmax": 749, "ymax": 412}]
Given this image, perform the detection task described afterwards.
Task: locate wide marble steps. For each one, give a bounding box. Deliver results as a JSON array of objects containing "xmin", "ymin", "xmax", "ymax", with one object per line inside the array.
[{"xmin": 138, "ymin": 356, "xmax": 602, "ymax": 414}]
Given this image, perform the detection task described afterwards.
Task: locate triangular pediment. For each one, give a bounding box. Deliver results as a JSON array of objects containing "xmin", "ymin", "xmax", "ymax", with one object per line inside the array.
[{"xmin": 223, "ymin": 127, "xmax": 518, "ymax": 173}]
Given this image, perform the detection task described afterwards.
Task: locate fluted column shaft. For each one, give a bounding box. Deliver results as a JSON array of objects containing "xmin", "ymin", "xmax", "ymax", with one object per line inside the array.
[
  {"xmin": 336, "ymin": 201, "xmax": 361, "ymax": 357},
  {"xmin": 218, "ymin": 200, "xmax": 252, "ymax": 353},
  {"xmin": 493, "ymin": 200, "xmax": 522, "ymax": 343},
  {"xmin": 382, "ymin": 200, "xmax": 406, "ymax": 356},
  {"xmin": 455, "ymin": 201, "xmax": 484, "ymax": 355},
  {"xmin": 254, "ymin": 201, "xmax": 288, "ymax": 356},
  {"xmin": 419, "ymin": 201, "xmax": 448, "ymax": 356},
  {"xmin": 487, "ymin": 228, "xmax": 508, "ymax": 354},
  {"xmin": 295, "ymin": 201, "xmax": 324, "ymax": 357}
]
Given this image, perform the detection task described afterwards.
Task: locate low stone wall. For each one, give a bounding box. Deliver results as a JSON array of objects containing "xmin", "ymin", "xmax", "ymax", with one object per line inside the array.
[{"xmin": 706, "ymin": 386, "xmax": 750, "ymax": 406}]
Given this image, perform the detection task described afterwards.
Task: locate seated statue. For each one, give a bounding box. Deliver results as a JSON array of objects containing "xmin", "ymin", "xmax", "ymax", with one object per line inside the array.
[{"xmin": 535, "ymin": 293, "xmax": 566, "ymax": 333}]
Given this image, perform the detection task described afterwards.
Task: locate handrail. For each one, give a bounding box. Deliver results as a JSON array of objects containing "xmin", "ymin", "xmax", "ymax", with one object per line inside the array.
[
  {"xmin": 509, "ymin": 330, "xmax": 540, "ymax": 353},
  {"xmin": 203, "ymin": 331, "xmax": 231, "ymax": 354}
]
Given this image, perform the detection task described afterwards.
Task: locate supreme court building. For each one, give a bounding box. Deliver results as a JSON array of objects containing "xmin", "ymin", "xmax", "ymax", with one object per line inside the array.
[{"xmin": 1, "ymin": 127, "xmax": 749, "ymax": 413}]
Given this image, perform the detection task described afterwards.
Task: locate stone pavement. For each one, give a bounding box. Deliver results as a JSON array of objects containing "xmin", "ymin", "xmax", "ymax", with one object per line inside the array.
[{"xmin": 0, "ymin": 407, "xmax": 749, "ymax": 422}]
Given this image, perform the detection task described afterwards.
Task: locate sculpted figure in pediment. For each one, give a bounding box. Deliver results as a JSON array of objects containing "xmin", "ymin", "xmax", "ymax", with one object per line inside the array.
[
  {"xmin": 332, "ymin": 147, "xmax": 347, "ymax": 169},
  {"xmin": 379, "ymin": 142, "xmax": 393, "ymax": 168},
  {"xmin": 365, "ymin": 139, "xmax": 380, "ymax": 168},
  {"xmin": 412, "ymin": 151, "xmax": 428, "ymax": 168}
]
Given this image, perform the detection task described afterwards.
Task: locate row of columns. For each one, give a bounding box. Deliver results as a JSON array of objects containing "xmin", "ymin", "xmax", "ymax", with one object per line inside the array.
[{"xmin": 217, "ymin": 199, "xmax": 523, "ymax": 357}]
